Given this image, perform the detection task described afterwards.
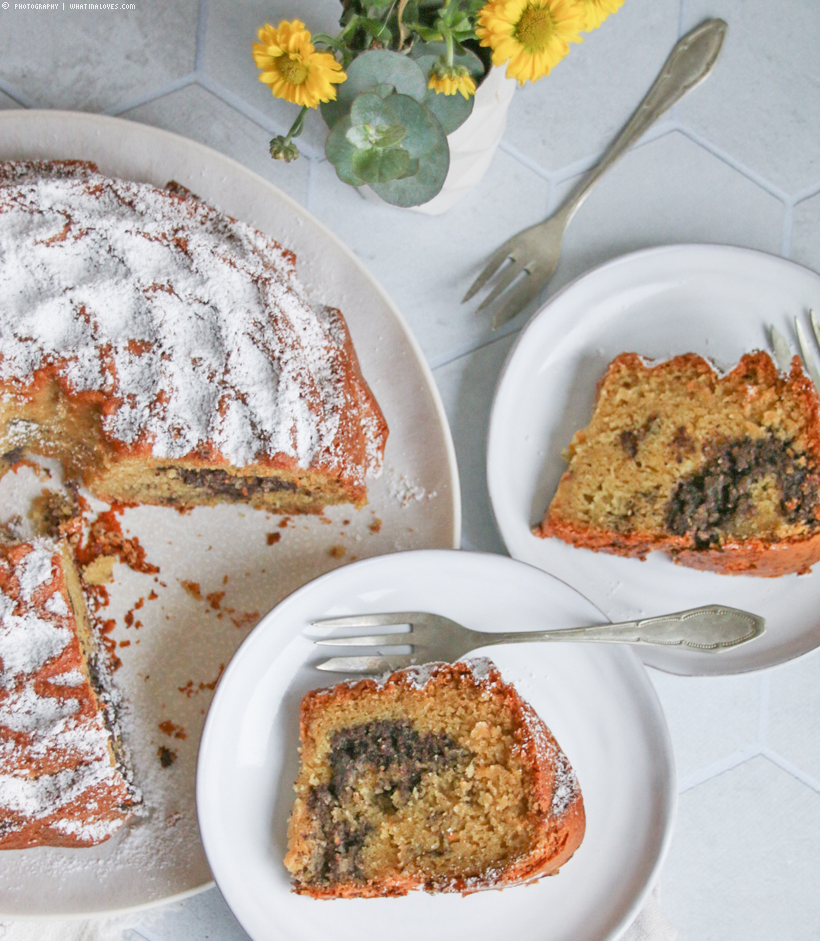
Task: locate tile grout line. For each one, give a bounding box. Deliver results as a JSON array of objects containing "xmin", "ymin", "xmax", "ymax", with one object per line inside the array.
[
  {"xmin": 194, "ymin": 0, "xmax": 208, "ymax": 74},
  {"xmin": 105, "ymin": 73, "xmax": 199, "ymax": 117},
  {"xmin": 677, "ymin": 744, "xmax": 760, "ymax": 794},
  {"xmin": 428, "ymin": 323, "xmax": 522, "ymax": 371},
  {"xmin": 673, "ymin": 124, "xmax": 791, "ymax": 203},
  {"xmin": 0, "ymin": 78, "xmax": 36, "ymax": 109},
  {"xmin": 761, "ymin": 747, "xmax": 820, "ymax": 797}
]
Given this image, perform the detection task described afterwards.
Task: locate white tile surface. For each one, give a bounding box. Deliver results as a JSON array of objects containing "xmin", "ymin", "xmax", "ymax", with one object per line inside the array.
[
  {"xmin": 648, "ymin": 669, "xmax": 761, "ymax": 780},
  {"xmin": 679, "ymin": 0, "xmax": 820, "ymax": 195},
  {"xmin": 661, "ymin": 756, "xmax": 820, "ymax": 940},
  {"xmin": 137, "ymin": 888, "xmax": 251, "ymax": 941},
  {"xmin": 121, "ymin": 84, "xmax": 311, "ymax": 205},
  {"xmin": 433, "ymin": 334, "xmax": 517, "ymax": 554},
  {"xmin": 767, "ymin": 645, "xmax": 820, "ymax": 785},
  {"xmin": 0, "ymin": 92, "xmax": 22, "ymax": 110},
  {"xmin": 546, "ymin": 130, "xmax": 785, "ymax": 297},
  {"xmin": 0, "ymin": 1, "xmax": 198, "ymax": 113},
  {"xmin": 503, "ymin": 0, "xmax": 680, "ymax": 173},
  {"xmin": 792, "ymin": 191, "xmax": 820, "ymax": 275},
  {"xmin": 309, "ymin": 148, "xmax": 550, "ymax": 365}
]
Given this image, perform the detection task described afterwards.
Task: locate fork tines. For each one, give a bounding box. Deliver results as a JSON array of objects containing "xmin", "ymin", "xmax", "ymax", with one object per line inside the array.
[
  {"xmin": 770, "ymin": 310, "xmax": 820, "ymax": 388},
  {"xmin": 311, "ymin": 612, "xmax": 417, "ymax": 674}
]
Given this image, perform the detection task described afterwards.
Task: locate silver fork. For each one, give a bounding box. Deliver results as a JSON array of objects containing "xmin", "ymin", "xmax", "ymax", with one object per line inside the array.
[
  {"xmin": 462, "ymin": 18, "xmax": 727, "ymax": 329},
  {"xmin": 770, "ymin": 310, "xmax": 820, "ymax": 388},
  {"xmin": 312, "ymin": 604, "xmax": 764, "ymax": 673}
]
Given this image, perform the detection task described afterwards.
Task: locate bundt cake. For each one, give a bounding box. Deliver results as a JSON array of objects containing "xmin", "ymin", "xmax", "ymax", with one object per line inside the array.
[
  {"xmin": 0, "ymin": 538, "xmax": 140, "ymax": 848},
  {"xmin": 0, "ymin": 160, "xmax": 387, "ymax": 512},
  {"xmin": 284, "ymin": 659, "xmax": 585, "ymax": 897},
  {"xmin": 536, "ymin": 350, "xmax": 820, "ymax": 576}
]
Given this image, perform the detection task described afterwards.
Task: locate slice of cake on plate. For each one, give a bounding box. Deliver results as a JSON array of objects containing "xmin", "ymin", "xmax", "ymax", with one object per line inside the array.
[
  {"xmin": 536, "ymin": 351, "xmax": 820, "ymax": 576},
  {"xmin": 0, "ymin": 538, "xmax": 140, "ymax": 848},
  {"xmin": 284, "ymin": 659, "xmax": 584, "ymax": 897}
]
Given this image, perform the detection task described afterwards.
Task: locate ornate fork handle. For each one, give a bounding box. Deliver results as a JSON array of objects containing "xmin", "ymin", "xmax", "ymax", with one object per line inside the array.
[
  {"xmin": 559, "ymin": 18, "xmax": 727, "ymax": 228},
  {"xmin": 471, "ymin": 605, "xmax": 763, "ymax": 652}
]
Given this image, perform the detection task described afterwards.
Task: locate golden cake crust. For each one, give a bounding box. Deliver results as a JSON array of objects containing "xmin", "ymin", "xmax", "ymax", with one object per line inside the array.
[
  {"xmin": 536, "ymin": 351, "xmax": 820, "ymax": 576},
  {"xmin": 285, "ymin": 660, "xmax": 585, "ymax": 898}
]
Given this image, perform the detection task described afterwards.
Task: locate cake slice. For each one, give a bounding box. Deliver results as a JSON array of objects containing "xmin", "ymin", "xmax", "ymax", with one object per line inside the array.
[
  {"xmin": 536, "ymin": 351, "xmax": 820, "ymax": 576},
  {"xmin": 0, "ymin": 538, "xmax": 140, "ymax": 848},
  {"xmin": 284, "ymin": 659, "xmax": 584, "ymax": 897}
]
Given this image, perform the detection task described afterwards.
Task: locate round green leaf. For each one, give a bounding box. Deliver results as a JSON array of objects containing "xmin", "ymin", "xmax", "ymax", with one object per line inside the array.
[
  {"xmin": 350, "ymin": 92, "xmax": 400, "ymax": 131},
  {"xmin": 422, "ymin": 84, "xmax": 474, "ymax": 134},
  {"xmin": 325, "ymin": 117, "xmax": 366, "ymax": 188},
  {"xmin": 321, "ymin": 50, "xmax": 427, "ymax": 128},
  {"xmin": 370, "ymin": 100, "xmax": 449, "ymax": 206}
]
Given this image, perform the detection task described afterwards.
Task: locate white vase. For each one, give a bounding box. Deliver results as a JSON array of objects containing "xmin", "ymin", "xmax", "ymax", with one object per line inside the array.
[
  {"xmin": 358, "ymin": 66, "xmax": 517, "ymax": 214},
  {"xmin": 412, "ymin": 65, "xmax": 517, "ymax": 215}
]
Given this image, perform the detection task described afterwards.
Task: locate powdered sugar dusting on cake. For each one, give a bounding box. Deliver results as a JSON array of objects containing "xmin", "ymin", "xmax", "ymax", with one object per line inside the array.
[
  {"xmin": 0, "ymin": 162, "xmax": 385, "ymax": 482},
  {"xmin": 0, "ymin": 538, "xmax": 137, "ymax": 843}
]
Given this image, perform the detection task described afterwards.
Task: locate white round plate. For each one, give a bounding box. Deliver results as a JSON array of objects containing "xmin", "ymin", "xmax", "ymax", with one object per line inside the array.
[
  {"xmin": 0, "ymin": 111, "xmax": 459, "ymax": 917},
  {"xmin": 488, "ymin": 244, "xmax": 820, "ymax": 676},
  {"xmin": 198, "ymin": 550, "xmax": 676, "ymax": 941}
]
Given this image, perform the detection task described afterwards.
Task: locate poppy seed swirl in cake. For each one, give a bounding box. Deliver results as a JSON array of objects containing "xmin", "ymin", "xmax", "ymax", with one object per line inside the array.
[{"xmin": 0, "ymin": 161, "xmax": 387, "ymax": 512}]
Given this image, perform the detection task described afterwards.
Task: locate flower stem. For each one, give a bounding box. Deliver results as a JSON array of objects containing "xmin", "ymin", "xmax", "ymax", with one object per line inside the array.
[{"xmin": 286, "ymin": 105, "xmax": 309, "ymax": 141}]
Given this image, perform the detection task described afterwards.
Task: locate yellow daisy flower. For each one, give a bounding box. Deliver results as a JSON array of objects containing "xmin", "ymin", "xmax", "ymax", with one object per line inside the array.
[
  {"xmin": 476, "ymin": 0, "xmax": 584, "ymax": 86},
  {"xmin": 575, "ymin": 0, "xmax": 625, "ymax": 31},
  {"xmin": 428, "ymin": 66, "xmax": 477, "ymax": 100},
  {"xmin": 252, "ymin": 21, "xmax": 346, "ymax": 109}
]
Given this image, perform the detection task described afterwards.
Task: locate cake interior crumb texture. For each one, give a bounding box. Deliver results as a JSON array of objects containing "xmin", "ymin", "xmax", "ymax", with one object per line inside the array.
[
  {"xmin": 537, "ymin": 351, "xmax": 820, "ymax": 576},
  {"xmin": 0, "ymin": 538, "xmax": 140, "ymax": 849},
  {"xmin": 284, "ymin": 660, "xmax": 584, "ymax": 897},
  {"xmin": 0, "ymin": 160, "xmax": 387, "ymax": 513}
]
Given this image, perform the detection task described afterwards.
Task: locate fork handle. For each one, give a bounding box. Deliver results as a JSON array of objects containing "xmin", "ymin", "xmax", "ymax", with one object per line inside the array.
[
  {"xmin": 473, "ymin": 605, "xmax": 763, "ymax": 652},
  {"xmin": 559, "ymin": 18, "xmax": 727, "ymax": 226}
]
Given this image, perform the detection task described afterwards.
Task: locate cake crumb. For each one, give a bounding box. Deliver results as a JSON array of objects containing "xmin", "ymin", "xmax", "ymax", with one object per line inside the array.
[
  {"xmin": 329, "ymin": 545, "xmax": 346, "ymax": 559},
  {"xmin": 81, "ymin": 554, "xmax": 117, "ymax": 585},
  {"xmin": 180, "ymin": 580, "xmax": 202, "ymax": 600},
  {"xmin": 158, "ymin": 720, "xmax": 187, "ymax": 740},
  {"xmin": 157, "ymin": 746, "xmax": 177, "ymax": 768},
  {"xmin": 266, "ymin": 532, "xmax": 281, "ymax": 545},
  {"xmin": 369, "ymin": 518, "xmax": 383, "ymax": 534}
]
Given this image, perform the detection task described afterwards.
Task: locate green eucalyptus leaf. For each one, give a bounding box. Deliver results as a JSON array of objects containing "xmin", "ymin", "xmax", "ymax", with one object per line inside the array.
[
  {"xmin": 325, "ymin": 117, "xmax": 366, "ymax": 187},
  {"xmin": 371, "ymin": 82, "xmax": 395, "ymax": 99},
  {"xmin": 422, "ymin": 83, "xmax": 474, "ymax": 133},
  {"xmin": 351, "ymin": 146, "xmax": 412, "ymax": 184},
  {"xmin": 370, "ymin": 97, "xmax": 449, "ymax": 206},
  {"xmin": 321, "ymin": 50, "xmax": 427, "ymax": 128},
  {"xmin": 399, "ymin": 155, "xmax": 420, "ymax": 179},
  {"xmin": 350, "ymin": 91, "xmax": 398, "ymax": 129},
  {"xmin": 387, "ymin": 93, "xmax": 439, "ymax": 157}
]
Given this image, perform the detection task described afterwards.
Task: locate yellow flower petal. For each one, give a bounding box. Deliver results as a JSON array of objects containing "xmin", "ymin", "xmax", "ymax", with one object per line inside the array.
[
  {"xmin": 576, "ymin": 0, "xmax": 625, "ymax": 31},
  {"xmin": 477, "ymin": 0, "xmax": 584, "ymax": 84},
  {"xmin": 251, "ymin": 20, "xmax": 346, "ymax": 108}
]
